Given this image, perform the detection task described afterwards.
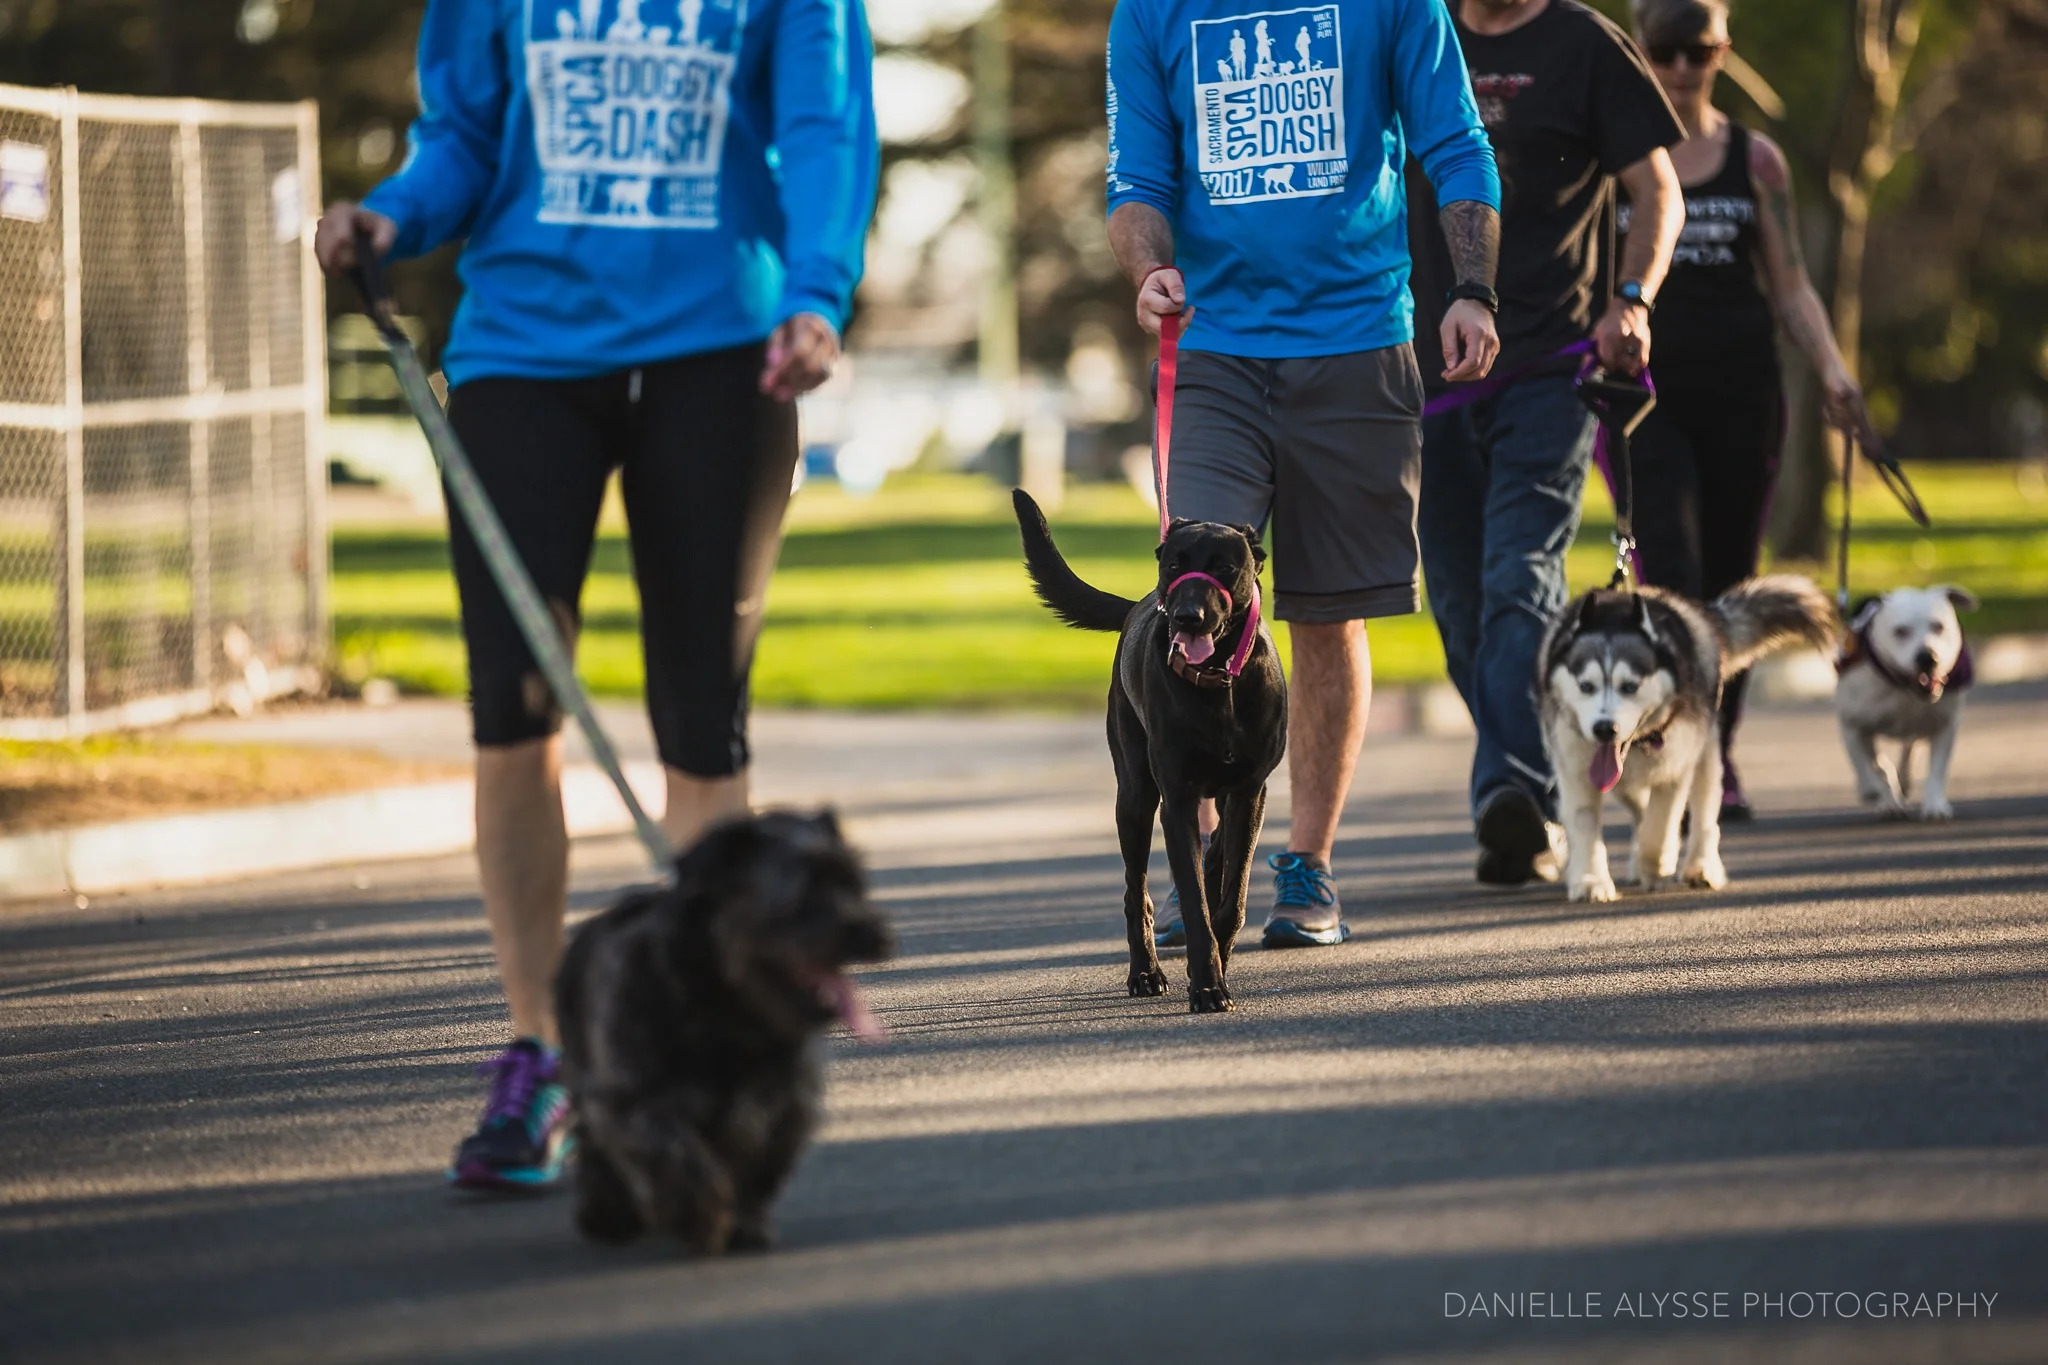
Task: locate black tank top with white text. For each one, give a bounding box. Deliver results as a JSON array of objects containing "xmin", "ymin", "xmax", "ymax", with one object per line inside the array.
[{"xmin": 1618, "ymin": 120, "xmax": 1778, "ymax": 388}]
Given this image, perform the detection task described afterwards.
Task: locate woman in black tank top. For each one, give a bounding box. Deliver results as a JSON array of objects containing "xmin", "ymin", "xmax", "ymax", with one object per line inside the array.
[{"xmin": 1621, "ymin": 0, "xmax": 1881, "ymax": 820}]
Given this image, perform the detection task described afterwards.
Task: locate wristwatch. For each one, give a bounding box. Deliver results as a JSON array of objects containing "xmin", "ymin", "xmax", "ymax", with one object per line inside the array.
[
  {"xmin": 1615, "ymin": 279, "xmax": 1655, "ymax": 314},
  {"xmin": 1447, "ymin": 281, "xmax": 1499, "ymax": 314}
]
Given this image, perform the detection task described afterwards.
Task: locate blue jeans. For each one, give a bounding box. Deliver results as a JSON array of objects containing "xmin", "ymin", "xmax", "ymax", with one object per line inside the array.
[{"xmin": 1418, "ymin": 375, "xmax": 1598, "ymax": 822}]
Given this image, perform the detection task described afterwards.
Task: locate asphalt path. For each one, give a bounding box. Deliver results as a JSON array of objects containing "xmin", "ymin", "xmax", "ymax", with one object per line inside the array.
[{"xmin": 3, "ymin": 689, "xmax": 2045, "ymax": 1364}]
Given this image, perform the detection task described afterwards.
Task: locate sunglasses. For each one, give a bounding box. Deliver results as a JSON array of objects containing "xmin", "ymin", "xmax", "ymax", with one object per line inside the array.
[{"xmin": 1647, "ymin": 41, "xmax": 1727, "ymax": 66}]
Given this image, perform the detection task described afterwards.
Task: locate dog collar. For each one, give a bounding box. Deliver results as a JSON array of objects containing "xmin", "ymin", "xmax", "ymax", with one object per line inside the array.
[
  {"xmin": 1162, "ymin": 572, "xmax": 1261, "ymax": 686},
  {"xmin": 1838, "ymin": 622, "xmax": 1974, "ymax": 700}
]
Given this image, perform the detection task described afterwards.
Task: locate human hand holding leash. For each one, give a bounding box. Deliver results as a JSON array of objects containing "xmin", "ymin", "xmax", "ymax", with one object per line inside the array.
[
  {"xmin": 1440, "ymin": 299, "xmax": 1500, "ymax": 383},
  {"xmin": 313, "ymin": 201, "xmax": 397, "ymax": 275},
  {"xmin": 1594, "ymin": 297, "xmax": 1651, "ymax": 376},
  {"xmin": 1135, "ymin": 265, "xmax": 1191, "ymax": 338},
  {"xmin": 1821, "ymin": 364, "xmax": 1883, "ymax": 456},
  {"xmin": 760, "ymin": 313, "xmax": 840, "ymax": 402}
]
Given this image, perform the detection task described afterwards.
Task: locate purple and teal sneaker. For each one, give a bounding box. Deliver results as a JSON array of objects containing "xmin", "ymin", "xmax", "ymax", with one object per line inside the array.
[{"xmin": 448, "ymin": 1038, "xmax": 572, "ymax": 1191}]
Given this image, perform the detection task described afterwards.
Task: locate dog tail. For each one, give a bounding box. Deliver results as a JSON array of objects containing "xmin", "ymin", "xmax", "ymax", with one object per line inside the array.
[
  {"xmin": 1012, "ymin": 488, "xmax": 1138, "ymax": 632},
  {"xmin": 1708, "ymin": 574, "xmax": 1839, "ymax": 674}
]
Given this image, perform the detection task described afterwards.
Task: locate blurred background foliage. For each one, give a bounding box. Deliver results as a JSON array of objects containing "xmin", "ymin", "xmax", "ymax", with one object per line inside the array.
[{"xmin": 4, "ymin": 0, "xmax": 2046, "ymax": 545}]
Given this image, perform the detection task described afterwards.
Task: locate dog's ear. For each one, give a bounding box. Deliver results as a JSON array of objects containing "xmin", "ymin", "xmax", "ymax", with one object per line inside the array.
[
  {"xmin": 1236, "ymin": 525, "xmax": 1266, "ymax": 568},
  {"xmin": 1938, "ymin": 584, "xmax": 1979, "ymax": 613},
  {"xmin": 1634, "ymin": 593, "xmax": 1660, "ymax": 644},
  {"xmin": 811, "ymin": 807, "xmax": 844, "ymax": 842},
  {"xmin": 1574, "ymin": 592, "xmax": 1600, "ymax": 634},
  {"xmin": 1848, "ymin": 596, "xmax": 1883, "ymax": 632}
]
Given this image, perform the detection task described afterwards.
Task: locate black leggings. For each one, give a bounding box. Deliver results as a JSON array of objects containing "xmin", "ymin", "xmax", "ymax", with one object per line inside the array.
[
  {"xmin": 1630, "ymin": 379, "xmax": 1784, "ymax": 755},
  {"xmin": 444, "ymin": 344, "xmax": 797, "ymax": 777}
]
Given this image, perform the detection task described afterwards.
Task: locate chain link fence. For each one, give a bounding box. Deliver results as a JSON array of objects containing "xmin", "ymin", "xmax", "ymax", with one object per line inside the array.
[{"xmin": 0, "ymin": 85, "xmax": 327, "ymax": 737}]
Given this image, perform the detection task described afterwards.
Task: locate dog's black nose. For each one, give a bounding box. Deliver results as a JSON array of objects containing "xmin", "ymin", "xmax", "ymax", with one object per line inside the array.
[
  {"xmin": 1591, "ymin": 719, "xmax": 1617, "ymax": 743},
  {"xmin": 1169, "ymin": 606, "xmax": 1209, "ymax": 633},
  {"xmin": 1914, "ymin": 648, "xmax": 1938, "ymax": 674}
]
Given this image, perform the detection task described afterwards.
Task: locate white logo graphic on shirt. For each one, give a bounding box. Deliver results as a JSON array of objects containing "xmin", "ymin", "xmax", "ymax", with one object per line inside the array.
[
  {"xmin": 526, "ymin": 0, "xmax": 748, "ymax": 229},
  {"xmin": 1190, "ymin": 5, "xmax": 1346, "ymax": 205},
  {"xmin": 1620, "ymin": 195, "xmax": 1754, "ymax": 266}
]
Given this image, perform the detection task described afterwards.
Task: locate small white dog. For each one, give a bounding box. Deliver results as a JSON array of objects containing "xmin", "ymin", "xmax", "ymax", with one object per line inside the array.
[{"xmin": 1834, "ymin": 585, "xmax": 1977, "ymax": 820}]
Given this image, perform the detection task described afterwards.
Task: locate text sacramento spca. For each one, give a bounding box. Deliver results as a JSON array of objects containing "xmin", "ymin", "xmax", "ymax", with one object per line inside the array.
[{"xmin": 1443, "ymin": 1290, "xmax": 2000, "ymax": 1320}]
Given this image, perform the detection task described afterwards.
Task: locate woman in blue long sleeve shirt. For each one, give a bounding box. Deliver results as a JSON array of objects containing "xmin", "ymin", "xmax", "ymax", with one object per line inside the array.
[{"xmin": 314, "ymin": 0, "xmax": 877, "ymax": 1193}]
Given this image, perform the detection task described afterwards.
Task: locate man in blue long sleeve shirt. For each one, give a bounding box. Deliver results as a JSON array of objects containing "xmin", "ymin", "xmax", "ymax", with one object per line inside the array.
[
  {"xmin": 1106, "ymin": 0, "xmax": 1503, "ymax": 947},
  {"xmin": 314, "ymin": 0, "xmax": 877, "ymax": 1192}
]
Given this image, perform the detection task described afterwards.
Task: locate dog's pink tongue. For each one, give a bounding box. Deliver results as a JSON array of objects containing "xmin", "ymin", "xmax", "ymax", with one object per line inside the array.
[
  {"xmin": 821, "ymin": 973, "xmax": 888, "ymax": 1043},
  {"xmin": 1173, "ymin": 631, "xmax": 1216, "ymax": 665},
  {"xmin": 1589, "ymin": 742, "xmax": 1623, "ymax": 794}
]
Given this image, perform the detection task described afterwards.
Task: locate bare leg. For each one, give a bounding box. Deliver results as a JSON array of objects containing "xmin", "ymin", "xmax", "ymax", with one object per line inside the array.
[
  {"xmin": 663, "ymin": 767, "xmax": 751, "ymax": 853},
  {"xmin": 476, "ymin": 737, "xmax": 570, "ymax": 1046},
  {"xmin": 1285, "ymin": 620, "xmax": 1370, "ymax": 862}
]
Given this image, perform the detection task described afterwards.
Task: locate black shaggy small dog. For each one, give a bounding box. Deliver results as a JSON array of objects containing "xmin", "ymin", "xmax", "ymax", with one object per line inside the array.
[
  {"xmin": 555, "ymin": 810, "xmax": 892, "ymax": 1252},
  {"xmin": 1014, "ymin": 489, "xmax": 1287, "ymax": 1013}
]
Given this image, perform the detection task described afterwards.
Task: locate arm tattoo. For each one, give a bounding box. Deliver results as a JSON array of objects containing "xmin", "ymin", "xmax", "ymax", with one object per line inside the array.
[
  {"xmin": 1761, "ymin": 174, "xmax": 1807, "ymax": 279},
  {"xmin": 1439, "ymin": 200, "xmax": 1500, "ymax": 288},
  {"xmin": 1108, "ymin": 202, "xmax": 1178, "ymax": 288}
]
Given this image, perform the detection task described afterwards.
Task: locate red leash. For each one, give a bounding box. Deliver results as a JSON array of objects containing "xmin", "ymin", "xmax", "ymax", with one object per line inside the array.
[
  {"xmin": 1145, "ymin": 266, "xmax": 1183, "ymax": 542},
  {"xmin": 1145, "ymin": 270, "xmax": 1259, "ymax": 683}
]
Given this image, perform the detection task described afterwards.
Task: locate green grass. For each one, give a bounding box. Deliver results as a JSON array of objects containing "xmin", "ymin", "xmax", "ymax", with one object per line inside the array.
[{"xmin": 330, "ymin": 464, "xmax": 2048, "ymax": 711}]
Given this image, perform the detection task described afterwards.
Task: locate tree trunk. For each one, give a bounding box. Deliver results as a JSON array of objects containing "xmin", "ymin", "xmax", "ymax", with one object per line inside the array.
[{"xmin": 1768, "ymin": 0, "xmax": 1927, "ymax": 561}]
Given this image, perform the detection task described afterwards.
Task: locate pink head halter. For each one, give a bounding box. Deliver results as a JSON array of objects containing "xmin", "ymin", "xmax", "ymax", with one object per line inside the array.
[{"xmin": 1164, "ymin": 570, "xmax": 1261, "ymax": 680}]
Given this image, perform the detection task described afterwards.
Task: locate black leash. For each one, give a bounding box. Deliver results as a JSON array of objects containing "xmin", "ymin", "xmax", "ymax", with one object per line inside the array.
[
  {"xmin": 1577, "ymin": 367, "xmax": 1657, "ymax": 589},
  {"xmin": 1835, "ymin": 434, "xmax": 1932, "ymax": 611}
]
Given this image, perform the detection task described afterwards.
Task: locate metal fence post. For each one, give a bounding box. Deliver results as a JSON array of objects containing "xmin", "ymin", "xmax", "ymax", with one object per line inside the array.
[
  {"xmin": 240, "ymin": 139, "xmax": 275, "ymax": 657},
  {"xmin": 297, "ymin": 100, "xmax": 329, "ymax": 669},
  {"xmin": 179, "ymin": 108, "xmax": 212, "ymax": 693},
  {"xmin": 58, "ymin": 87, "xmax": 86, "ymax": 726}
]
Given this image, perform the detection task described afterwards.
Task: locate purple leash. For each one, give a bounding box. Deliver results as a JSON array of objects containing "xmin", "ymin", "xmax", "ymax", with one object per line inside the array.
[{"xmin": 1424, "ymin": 338, "xmax": 1653, "ymax": 587}]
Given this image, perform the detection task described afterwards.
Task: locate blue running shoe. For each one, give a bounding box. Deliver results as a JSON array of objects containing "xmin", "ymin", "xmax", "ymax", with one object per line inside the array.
[
  {"xmin": 1261, "ymin": 852, "xmax": 1350, "ymax": 948},
  {"xmin": 1153, "ymin": 834, "xmax": 1210, "ymax": 951},
  {"xmin": 448, "ymin": 1038, "xmax": 573, "ymax": 1191}
]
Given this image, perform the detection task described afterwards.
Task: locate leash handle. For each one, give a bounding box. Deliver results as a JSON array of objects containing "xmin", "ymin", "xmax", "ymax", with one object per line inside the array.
[{"xmin": 347, "ymin": 224, "xmax": 405, "ymax": 343}]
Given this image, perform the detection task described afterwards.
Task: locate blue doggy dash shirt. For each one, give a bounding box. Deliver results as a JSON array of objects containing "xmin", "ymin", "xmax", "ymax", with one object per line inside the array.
[
  {"xmin": 1107, "ymin": 0, "xmax": 1498, "ymax": 357},
  {"xmin": 365, "ymin": 0, "xmax": 878, "ymax": 386}
]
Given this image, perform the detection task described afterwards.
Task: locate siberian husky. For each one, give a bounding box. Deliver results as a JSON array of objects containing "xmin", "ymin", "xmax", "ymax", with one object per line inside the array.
[
  {"xmin": 1834, "ymin": 586, "xmax": 1977, "ymax": 820},
  {"xmin": 1539, "ymin": 577, "xmax": 1837, "ymax": 904}
]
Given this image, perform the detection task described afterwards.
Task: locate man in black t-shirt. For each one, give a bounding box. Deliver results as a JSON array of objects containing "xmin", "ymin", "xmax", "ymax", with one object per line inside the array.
[{"xmin": 1410, "ymin": 0, "xmax": 1684, "ymax": 886}]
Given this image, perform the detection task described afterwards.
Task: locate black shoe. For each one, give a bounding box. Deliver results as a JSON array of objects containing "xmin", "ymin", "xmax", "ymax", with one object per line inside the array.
[{"xmin": 1475, "ymin": 787, "xmax": 1550, "ymax": 887}]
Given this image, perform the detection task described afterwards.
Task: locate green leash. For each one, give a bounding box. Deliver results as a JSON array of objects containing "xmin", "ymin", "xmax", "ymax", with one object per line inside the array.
[{"xmin": 348, "ymin": 230, "xmax": 676, "ymax": 870}]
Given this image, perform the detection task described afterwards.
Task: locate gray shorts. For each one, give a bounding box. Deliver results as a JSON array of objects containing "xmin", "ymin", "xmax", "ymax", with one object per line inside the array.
[{"xmin": 1155, "ymin": 344, "xmax": 1423, "ymax": 623}]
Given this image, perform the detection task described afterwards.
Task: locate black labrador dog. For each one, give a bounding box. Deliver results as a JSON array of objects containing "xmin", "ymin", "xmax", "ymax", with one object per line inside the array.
[
  {"xmin": 1013, "ymin": 490, "xmax": 1286, "ymax": 1013},
  {"xmin": 556, "ymin": 811, "xmax": 892, "ymax": 1252}
]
